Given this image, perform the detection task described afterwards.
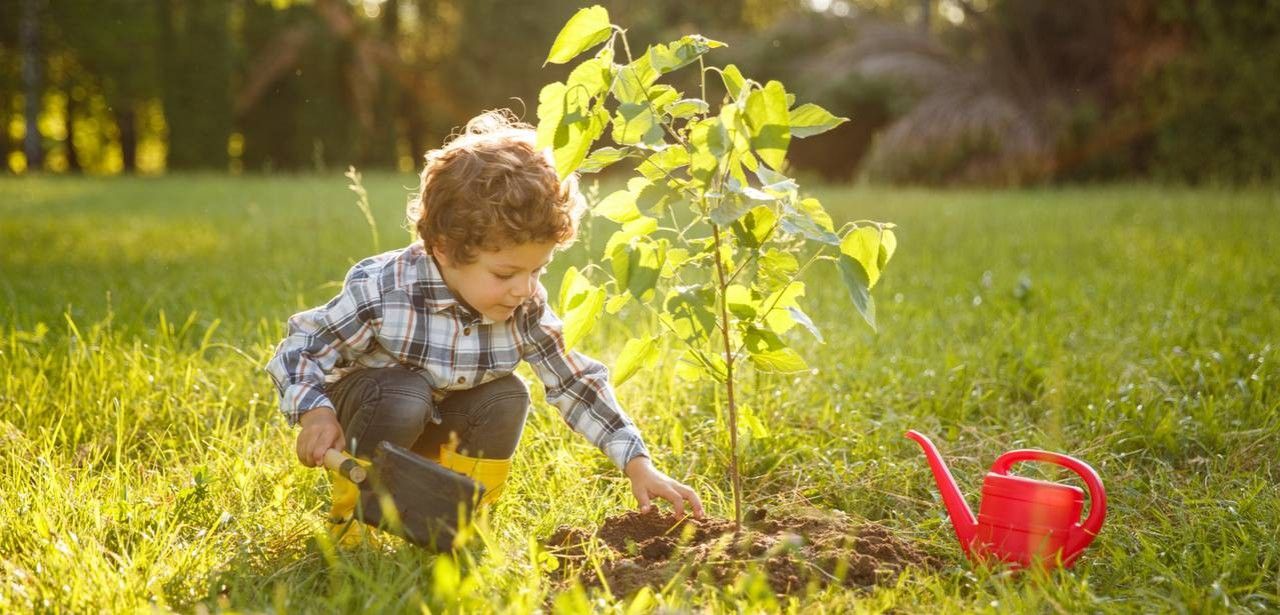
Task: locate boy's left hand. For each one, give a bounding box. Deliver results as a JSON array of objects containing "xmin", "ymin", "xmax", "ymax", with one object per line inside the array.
[{"xmin": 624, "ymin": 456, "xmax": 704, "ymax": 519}]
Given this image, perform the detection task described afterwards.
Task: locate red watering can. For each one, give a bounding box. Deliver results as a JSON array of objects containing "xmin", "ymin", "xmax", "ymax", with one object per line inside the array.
[{"xmin": 905, "ymin": 430, "xmax": 1106, "ymax": 568}]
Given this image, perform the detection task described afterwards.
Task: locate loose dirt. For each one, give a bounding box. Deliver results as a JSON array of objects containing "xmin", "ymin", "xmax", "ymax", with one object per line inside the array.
[{"xmin": 544, "ymin": 507, "xmax": 939, "ymax": 596}]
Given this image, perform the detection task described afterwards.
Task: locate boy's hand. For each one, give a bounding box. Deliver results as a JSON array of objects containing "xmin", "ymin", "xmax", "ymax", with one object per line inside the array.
[
  {"xmin": 296, "ymin": 407, "xmax": 344, "ymax": 467},
  {"xmin": 624, "ymin": 456, "xmax": 704, "ymax": 519}
]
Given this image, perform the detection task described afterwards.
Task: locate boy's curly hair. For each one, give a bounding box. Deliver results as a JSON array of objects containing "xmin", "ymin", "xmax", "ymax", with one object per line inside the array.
[{"xmin": 407, "ymin": 109, "xmax": 586, "ymax": 266}]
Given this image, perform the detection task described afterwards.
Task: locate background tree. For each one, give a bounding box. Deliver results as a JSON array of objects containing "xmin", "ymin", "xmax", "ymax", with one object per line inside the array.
[
  {"xmin": 20, "ymin": 0, "xmax": 44, "ymax": 171},
  {"xmin": 2, "ymin": 0, "xmax": 1277, "ymax": 183},
  {"xmin": 160, "ymin": 0, "xmax": 233, "ymax": 171},
  {"xmin": 47, "ymin": 0, "xmax": 161, "ymax": 174}
]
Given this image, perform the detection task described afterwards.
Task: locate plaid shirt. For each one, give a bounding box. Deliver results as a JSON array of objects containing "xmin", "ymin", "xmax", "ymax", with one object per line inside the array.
[{"xmin": 265, "ymin": 242, "xmax": 649, "ymax": 470}]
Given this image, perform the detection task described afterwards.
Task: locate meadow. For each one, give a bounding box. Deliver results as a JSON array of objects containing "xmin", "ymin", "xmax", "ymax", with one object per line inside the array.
[{"xmin": 1, "ymin": 174, "xmax": 1277, "ymax": 613}]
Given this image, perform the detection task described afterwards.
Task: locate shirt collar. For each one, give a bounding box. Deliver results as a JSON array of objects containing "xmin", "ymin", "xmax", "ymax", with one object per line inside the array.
[{"xmin": 413, "ymin": 242, "xmax": 497, "ymax": 325}]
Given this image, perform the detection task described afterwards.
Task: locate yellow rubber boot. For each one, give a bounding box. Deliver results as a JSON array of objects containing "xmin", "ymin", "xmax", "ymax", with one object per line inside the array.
[
  {"xmin": 326, "ymin": 454, "xmax": 375, "ymax": 547},
  {"xmin": 438, "ymin": 447, "xmax": 512, "ymax": 506}
]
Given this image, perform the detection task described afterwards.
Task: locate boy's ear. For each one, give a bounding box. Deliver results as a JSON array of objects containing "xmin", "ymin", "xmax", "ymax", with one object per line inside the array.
[{"xmin": 429, "ymin": 243, "xmax": 449, "ymax": 267}]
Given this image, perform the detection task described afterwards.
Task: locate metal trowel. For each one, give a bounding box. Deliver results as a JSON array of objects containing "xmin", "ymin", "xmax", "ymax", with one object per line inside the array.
[{"xmin": 323, "ymin": 441, "xmax": 484, "ymax": 550}]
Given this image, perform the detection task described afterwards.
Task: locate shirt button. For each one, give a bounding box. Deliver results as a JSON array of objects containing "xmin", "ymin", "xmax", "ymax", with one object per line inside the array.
[
  {"xmin": 463, "ymin": 327, "xmax": 471, "ymax": 335},
  {"xmin": 457, "ymin": 376, "xmax": 466, "ymax": 384}
]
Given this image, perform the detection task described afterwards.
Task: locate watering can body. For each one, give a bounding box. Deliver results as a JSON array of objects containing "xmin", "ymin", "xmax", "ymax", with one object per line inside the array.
[{"xmin": 906, "ymin": 430, "xmax": 1106, "ymax": 568}]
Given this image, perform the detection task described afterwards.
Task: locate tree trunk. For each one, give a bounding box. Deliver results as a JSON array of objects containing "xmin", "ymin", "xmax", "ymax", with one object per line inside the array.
[
  {"xmin": 361, "ymin": 0, "xmax": 401, "ymax": 168},
  {"xmin": 63, "ymin": 79, "xmax": 81, "ymax": 173},
  {"xmin": 21, "ymin": 0, "xmax": 45, "ymax": 171},
  {"xmin": 116, "ymin": 103, "xmax": 137, "ymax": 173}
]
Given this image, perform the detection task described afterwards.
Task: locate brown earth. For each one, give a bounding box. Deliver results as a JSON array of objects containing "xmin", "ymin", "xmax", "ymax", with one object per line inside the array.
[{"xmin": 544, "ymin": 507, "xmax": 940, "ymax": 597}]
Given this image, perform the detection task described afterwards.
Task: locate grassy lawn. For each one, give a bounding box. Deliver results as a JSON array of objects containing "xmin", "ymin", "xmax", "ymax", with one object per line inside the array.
[{"xmin": 1, "ymin": 174, "xmax": 1277, "ymax": 613}]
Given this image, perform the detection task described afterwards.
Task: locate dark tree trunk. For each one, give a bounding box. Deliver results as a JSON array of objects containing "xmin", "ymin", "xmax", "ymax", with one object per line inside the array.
[
  {"xmin": 115, "ymin": 103, "xmax": 137, "ymax": 173},
  {"xmin": 403, "ymin": 0, "xmax": 434, "ymax": 166},
  {"xmin": 403, "ymin": 90, "xmax": 426, "ymax": 168},
  {"xmin": 362, "ymin": 0, "xmax": 401, "ymax": 168},
  {"xmin": 21, "ymin": 0, "xmax": 44, "ymax": 171},
  {"xmin": 4, "ymin": 110, "xmax": 17, "ymax": 174},
  {"xmin": 63, "ymin": 79, "xmax": 81, "ymax": 173}
]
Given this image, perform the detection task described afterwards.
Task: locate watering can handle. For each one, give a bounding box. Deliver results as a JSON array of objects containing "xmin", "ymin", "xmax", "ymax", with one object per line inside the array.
[{"xmin": 990, "ymin": 449, "xmax": 1107, "ymax": 538}]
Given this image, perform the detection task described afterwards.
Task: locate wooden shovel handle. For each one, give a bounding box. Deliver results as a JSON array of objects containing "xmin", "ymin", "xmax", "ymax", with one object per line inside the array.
[{"xmin": 322, "ymin": 449, "xmax": 367, "ymax": 484}]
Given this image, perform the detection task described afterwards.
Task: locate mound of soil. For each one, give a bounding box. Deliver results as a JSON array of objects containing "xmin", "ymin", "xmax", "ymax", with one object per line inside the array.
[{"xmin": 544, "ymin": 507, "xmax": 939, "ymax": 596}]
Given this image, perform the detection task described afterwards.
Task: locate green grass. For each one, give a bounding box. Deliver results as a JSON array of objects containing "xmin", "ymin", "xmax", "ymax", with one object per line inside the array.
[{"xmin": 1, "ymin": 174, "xmax": 1277, "ymax": 613}]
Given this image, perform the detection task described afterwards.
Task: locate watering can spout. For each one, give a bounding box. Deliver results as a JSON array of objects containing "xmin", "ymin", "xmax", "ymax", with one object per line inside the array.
[{"xmin": 905, "ymin": 430, "xmax": 978, "ymax": 550}]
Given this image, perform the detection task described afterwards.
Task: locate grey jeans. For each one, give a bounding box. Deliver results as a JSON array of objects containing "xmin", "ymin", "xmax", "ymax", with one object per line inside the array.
[{"xmin": 327, "ymin": 365, "xmax": 530, "ymax": 461}]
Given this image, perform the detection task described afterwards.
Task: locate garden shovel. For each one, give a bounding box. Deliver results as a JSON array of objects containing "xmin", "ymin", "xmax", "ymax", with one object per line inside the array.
[{"xmin": 322, "ymin": 441, "xmax": 485, "ymax": 550}]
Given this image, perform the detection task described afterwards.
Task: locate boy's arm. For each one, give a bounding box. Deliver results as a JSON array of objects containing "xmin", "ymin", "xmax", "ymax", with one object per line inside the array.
[
  {"xmin": 517, "ymin": 294, "xmax": 650, "ymax": 471},
  {"xmin": 265, "ymin": 265, "xmax": 383, "ymax": 425}
]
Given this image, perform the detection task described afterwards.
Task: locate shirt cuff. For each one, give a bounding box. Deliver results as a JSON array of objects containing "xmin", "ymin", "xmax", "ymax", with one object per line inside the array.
[
  {"xmin": 601, "ymin": 426, "xmax": 651, "ymax": 471},
  {"xmin": 280, "ymin": 382, "xmax": 335, "ymax": 426}
]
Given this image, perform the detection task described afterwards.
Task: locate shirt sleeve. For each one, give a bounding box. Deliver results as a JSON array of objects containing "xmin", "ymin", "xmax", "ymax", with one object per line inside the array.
[
  {"xmin": 517, "ymin": 290, "xmax": 650, "ymax": 470},
  {"xmin": 265, "ymin": 262, "xmax": 384, "ymax": 425}
]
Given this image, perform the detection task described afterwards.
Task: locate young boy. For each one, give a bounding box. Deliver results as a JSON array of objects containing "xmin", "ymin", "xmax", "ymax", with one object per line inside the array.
[{"xmin": 266, "ymin": 110, "xmax": 702, "ymax": 530}]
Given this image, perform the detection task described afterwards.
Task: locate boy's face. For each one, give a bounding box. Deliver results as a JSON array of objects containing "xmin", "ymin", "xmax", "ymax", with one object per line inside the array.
[{"xmin": 432, "ymin": 240, "xmax": 557, "ymax": 322}]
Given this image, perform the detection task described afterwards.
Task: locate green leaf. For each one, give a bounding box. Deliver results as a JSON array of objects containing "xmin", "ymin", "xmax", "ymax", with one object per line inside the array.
[
  {"xmin": 580, "ymin": 147, "xmax": 632, "ymax": 174},
  {"xmin": 730, "ymin": 206, "xmax": 777, "ymax": 249},
  {"xmin": 758, "ymin": 248, "xmax": 798, "ymax": 291},
  {"xmin": 557, "ymin": 266, "xmax": 592, "ymax": 313},
  {"xmin": 664, "ymin": 286, "xmax": 717, "ymax": 344},
  {"xmin": 604, "ymin": 215, "xmax": 658, "ymax": 257},
  {"xmin": 610, "ymin": 242, "xmax": 631, "ymax": 290},
  {"xmin": 566, "ymin": 49, "xmax": 615, "ymax": 98},
  {"xmin": 689, "ymin": 117, "xmax": 726, "ymax": 185},
  {"xmin": 667, "ymin": 98, "xmax": 709, "ymax": 119},
  {"xmin": 720, "ymin": 64, "xmax": 746, "ymax": 101},
  {"xmin": 638, "ymin": 146, "xmax": 691, "ymax": 181},
  {"xmin": 593, "ymin": 188, "xmax": 639, "ymax": 223},
  {"xmin": 613, "ymin": 336, "xmax": 660, "ymax": 386},
  {"xmin": 648, "ymin": 35, "xmax": 725, "ymax": 74},
  {"xmin": 731, "ymin": 176, "xmax": 775, "ymax": 203},
  {"xmin": 840, "ymin": 226, "xmax": 883, "ymax": 288},
  {"xmin": 743, "ymin": 326, "xmax": 809, "ymax": 373},
  {"xmin": 878, "ymin": 227, "xmax": 898, "ymax": 269},
  {"xmin": 535, "ymin": 81, "xmax": 569, "ymax": 147},
  {"xmin": 709, "ymin": 191, "xmax": 754, "ymax": 227},
  {"xmin": 611, "ymin": 54, "xmax": 658, "ymax": 104},
  {"xmin": 719, "ymin": 104, "xmax": 753, "ymax": 156},
  {"xmin": 779, "ymin": 197, "xmax": 840, "ymax": 245},
  {"xmin": 745, "ymin": 81, "xmax": 790, "ymax": 171},
  {"xmin": 837, "ymin": 255, "xmax": 876, "ymax": 331},
  {"xmin": 787, "ymin": 305, "xmax": 825, "ymax": 344},
  {"xmin": 605, "ymin": 292, "xmax": 632, "ymax": 314},
  {"xmin": 635, "ymin": 179, "xmax": 679, "ymax": 215},
  {"xmin": 536, "ymin": 82, "xmax": 607, "ymax": 179},
  {"xmin": 669, "ymin": 421, "xmax": 684, "ymax": 456},
  {"xmin": 789, "ymin": 102, "xmax": 847, "ymax": 138},
  {"xmin": 798, "ymin": 197, "xmax": 834, "ymax": 233},
  {"xmin": 725, "ymin": 284, "xmax": 757, "ymax": 319},
  {"xmin": 611, "ymin": 85, "xmax": 678, "ymax": 147},
  {"xmin": 660, "ymin": 248, "xmax": 691, "ymax": 278},
  {"xmin": 761, "ymin": 281, "xmax": 805, "ymax": 334},
  {"xmin": 674, "ymin": 348, "xmax": 727, "ymax": 383},
  {"xmin": 755, "ymin": 166, "xmax": 799, "ymax": 197},
  {"xmin": 545, "ymin": 6, "xmax": 612, "ymax": 65},
  {"xmin": 562, "ymin": 286, "xmax": 606, "ymax": 350},
  {"xmin": 623, "ymin": 239, "xmax": 663, "ymax": 301}
]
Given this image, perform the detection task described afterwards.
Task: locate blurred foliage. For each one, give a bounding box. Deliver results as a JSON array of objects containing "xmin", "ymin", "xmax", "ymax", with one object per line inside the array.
[
  {"xmin": 1144, "ymin": 1, "xmax": 1280, "ymax": 184},
  {"xmin": 0, "ymin": 0, "xmax": 1276, "ymax": 184}
]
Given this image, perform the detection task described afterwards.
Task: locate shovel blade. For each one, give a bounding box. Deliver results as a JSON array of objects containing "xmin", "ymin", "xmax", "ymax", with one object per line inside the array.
[{"xmin": 355, "ymin": 441, "xmax": 485, "ymax": 550}]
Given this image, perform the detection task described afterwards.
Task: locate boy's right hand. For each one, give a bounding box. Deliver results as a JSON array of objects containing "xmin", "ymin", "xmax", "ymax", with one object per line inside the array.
[{"xmin": 296, "ymin": 407, "xmax": 344, "ymax": 467}]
